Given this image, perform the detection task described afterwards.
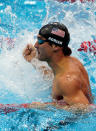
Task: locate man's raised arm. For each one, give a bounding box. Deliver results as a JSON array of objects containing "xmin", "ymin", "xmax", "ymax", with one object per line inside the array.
[{"xmin": 23, "ymin": 44, "xmax": 53, "ymax": 77}]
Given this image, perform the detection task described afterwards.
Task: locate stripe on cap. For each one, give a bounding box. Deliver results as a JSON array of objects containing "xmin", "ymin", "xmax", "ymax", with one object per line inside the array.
[{"xmin": 48, "ymin": 37, "xmax": 63, "ymax": 45}]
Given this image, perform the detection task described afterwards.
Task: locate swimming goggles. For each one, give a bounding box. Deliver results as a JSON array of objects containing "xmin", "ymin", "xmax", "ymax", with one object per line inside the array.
[{"xmin": 37, "ymin": 38, "xmax": 48, "ymax": 45}]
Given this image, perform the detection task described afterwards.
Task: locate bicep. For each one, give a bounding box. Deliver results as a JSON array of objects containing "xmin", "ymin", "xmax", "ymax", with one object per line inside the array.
[
  {"xmin": 57, "ymin": 76, "xmax": 89, "ymax": 104},
  {"xmin": 58, "ymin": 75, "xmax": 82, "ymax": 96}
]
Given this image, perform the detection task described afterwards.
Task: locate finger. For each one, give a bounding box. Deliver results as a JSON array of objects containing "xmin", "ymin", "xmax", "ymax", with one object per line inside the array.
[
  {"xmin": 23, "ymin": 44, "xmax": 32, "ymax": 56},
  {"xmin": 28, "ymin": 44, "xmax": 35, "ymax": 51}
]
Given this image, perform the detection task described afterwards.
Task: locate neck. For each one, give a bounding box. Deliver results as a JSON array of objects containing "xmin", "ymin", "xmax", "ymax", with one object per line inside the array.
[{"xmin": 47, "ymin": 53, "xmax": 69, "ymax": 75}]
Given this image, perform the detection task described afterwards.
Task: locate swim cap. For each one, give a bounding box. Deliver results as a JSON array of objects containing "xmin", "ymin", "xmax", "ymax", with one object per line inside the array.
[{"xmin": 39, "ymin": 22, "xmax": 70, "ymax": 47}]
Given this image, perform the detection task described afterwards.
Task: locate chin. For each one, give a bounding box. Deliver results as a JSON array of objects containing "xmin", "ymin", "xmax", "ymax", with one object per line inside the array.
[
  {"xmin": 38, "ymin": 54, "xmax": 48, "ymax": 61},
  {"xmin": 38, "ymin": 56, "xmax": 44, "ymax": 61},
  {"xmin": 39, "ymin": 58, "xmax": 45, "ymax": 61},
  {"xmin": 38, "ymin": 56, "xmax": 47, "ymax": 61}
]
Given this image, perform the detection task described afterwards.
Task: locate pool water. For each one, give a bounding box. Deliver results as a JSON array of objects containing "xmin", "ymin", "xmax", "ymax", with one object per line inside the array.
[{"xmin": 0, "ymin": 0, "xmax": 96, "ymax": 130}]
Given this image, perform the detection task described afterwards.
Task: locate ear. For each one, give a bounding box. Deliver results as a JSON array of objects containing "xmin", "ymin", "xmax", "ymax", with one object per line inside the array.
[{"xmin": 52, "ymin": 44, "xmax": 60, "ymax": 52}]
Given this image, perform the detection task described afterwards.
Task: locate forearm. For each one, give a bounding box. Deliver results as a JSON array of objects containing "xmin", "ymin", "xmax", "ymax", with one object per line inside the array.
[
  {"xmin": 31, "ymin": 58, "xmax": 53, "ymax": 78},
  {"xmin": 25, "ymin": 102, "xmax": 70, "ymax": 111},
  {"xmin": 26, "ymin": 102, "xmax": 93, "ymax": 113},
  {"xmin": 26, "ymin": 102, "xmax": 55, "ymax": 109},
  {"xmin": 30, "ymin": 57, "xmax": 43, "ymax": 70}
]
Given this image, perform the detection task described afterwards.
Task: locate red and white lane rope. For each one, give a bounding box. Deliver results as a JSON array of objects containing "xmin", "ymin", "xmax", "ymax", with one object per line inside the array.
[{"xmin": 78, "ymin": 40, "xmax": 96, "ymax": 55}]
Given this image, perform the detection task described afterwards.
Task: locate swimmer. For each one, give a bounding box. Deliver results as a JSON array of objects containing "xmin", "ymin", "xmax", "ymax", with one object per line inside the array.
[{"xmin": 23, "ymin": 22, "xmax": 93, "ymax": 111}]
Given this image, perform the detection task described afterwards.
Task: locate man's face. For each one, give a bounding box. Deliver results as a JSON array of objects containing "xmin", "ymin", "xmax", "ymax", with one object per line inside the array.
[{"xmin": 34, "ymin": 35, "xmax": 53, "ymax": 61}]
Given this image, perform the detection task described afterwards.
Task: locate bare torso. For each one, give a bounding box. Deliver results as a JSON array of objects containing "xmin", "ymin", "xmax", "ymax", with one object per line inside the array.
[
  {"xmin": 52, "ymin": 56, "xmax": 92, "ymax": 105},
  {"xmin": 23, "ymin": 43, "xmax": 93, "ymax": 108}
]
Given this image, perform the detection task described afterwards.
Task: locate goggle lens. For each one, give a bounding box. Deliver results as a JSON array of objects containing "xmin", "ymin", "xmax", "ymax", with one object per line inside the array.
[{"xmin": 37, "ymin": 38, "xmax": 47, "ymax": 45}]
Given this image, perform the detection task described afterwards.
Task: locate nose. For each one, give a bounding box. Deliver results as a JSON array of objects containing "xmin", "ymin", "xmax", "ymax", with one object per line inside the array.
[{"xmin": 34, "ymin": 41, "xmax": 39, "ymax": 49}]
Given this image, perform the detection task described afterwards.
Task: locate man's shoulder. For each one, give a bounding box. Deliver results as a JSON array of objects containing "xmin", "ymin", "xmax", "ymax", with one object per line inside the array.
[{"xmin": 71, "ymin": 56, "xmax": 84, "ymax": 67}]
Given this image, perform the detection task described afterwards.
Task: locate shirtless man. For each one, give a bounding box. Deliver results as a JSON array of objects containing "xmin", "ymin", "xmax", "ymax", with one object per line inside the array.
[{"xmin": 23, "ymin": 22, "xmax": 93, "ymax": 110}]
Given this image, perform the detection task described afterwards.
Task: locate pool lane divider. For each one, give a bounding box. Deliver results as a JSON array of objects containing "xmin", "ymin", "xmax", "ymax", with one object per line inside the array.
[
  {"xmin": 57, "ymin": 0, "xmax": 94, "ymax": 2},
  {"xmin": 0, "ymin": 103, "xmax": 96, "ymax": 114},
  {"xmin": 78, "ymin": 40, "xmax": 96, "ymax": 55}
]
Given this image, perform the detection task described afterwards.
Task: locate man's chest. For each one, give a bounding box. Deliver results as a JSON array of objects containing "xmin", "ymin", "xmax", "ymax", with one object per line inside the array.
[{"xmin": 52, "ymin": 80, "xmax": 63, "ymax": 100}]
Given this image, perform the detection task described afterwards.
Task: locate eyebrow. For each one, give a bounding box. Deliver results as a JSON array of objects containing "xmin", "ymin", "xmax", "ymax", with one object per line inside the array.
[
  {"xmin": 37, "ymin": 36, "xmax": 41, "ymax": 39},
  {"xmin": 37, "ymin": 35, "xmax": 46, "ymax": 40}
]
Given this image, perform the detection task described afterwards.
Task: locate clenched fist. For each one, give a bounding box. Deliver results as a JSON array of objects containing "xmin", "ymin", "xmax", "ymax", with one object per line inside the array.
[{"xmin": 23, "ymin": 44, "xmax": 37, "ymax": 62}]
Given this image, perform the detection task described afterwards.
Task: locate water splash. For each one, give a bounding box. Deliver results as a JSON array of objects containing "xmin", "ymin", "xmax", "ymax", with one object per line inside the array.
[{"xmin": 0, "ymin": 0, "xmax": 96, "ymax": 130}]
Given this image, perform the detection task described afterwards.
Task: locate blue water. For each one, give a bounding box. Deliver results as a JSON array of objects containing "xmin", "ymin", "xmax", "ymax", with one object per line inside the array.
[{"xmin": 0, "ymin": 0, "xmax": 96, "ymax": 130}]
